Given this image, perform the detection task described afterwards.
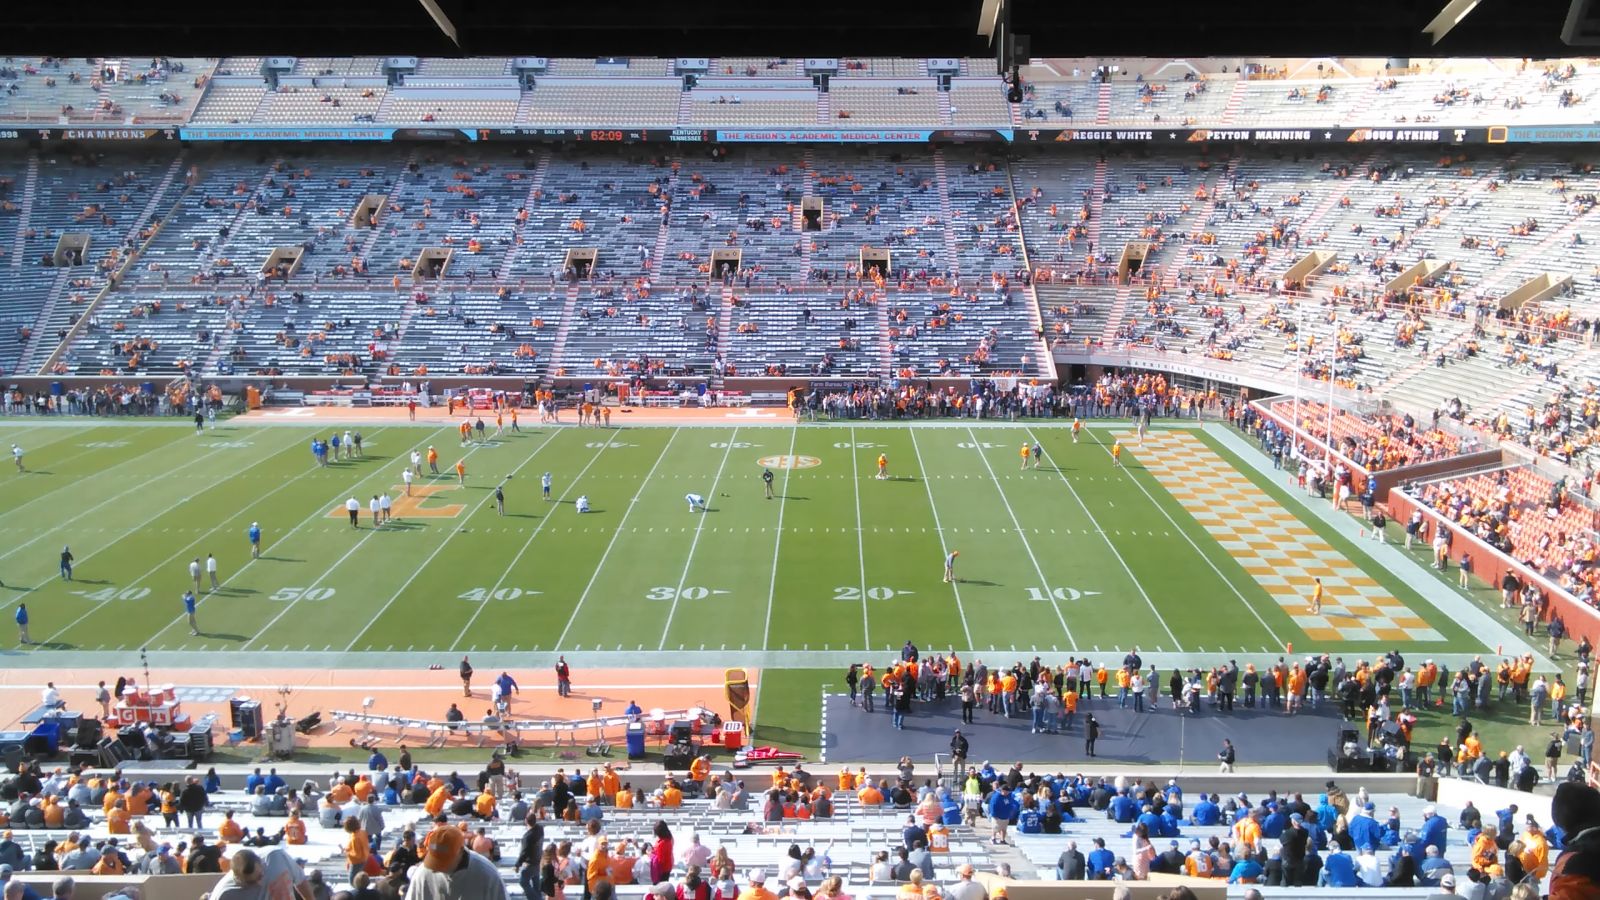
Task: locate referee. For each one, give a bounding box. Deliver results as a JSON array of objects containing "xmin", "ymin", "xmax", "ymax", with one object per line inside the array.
[
  {"xmin": 762, "ymin": 467, "xmax": 774, "ymax": 500},
  {"xmin": 495, "ymin": 483, "xmax": 506, "ymax": 516}
]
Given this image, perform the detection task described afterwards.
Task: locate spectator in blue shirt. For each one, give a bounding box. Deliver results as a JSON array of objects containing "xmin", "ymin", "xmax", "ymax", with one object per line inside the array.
[
  {"xmin": 1086, "ymin": 837, "xmax": 1116, "ymax": 879},
  {"xmin": 1228, "ymin": 855, "xmax": 1264, "ymax": 883}
]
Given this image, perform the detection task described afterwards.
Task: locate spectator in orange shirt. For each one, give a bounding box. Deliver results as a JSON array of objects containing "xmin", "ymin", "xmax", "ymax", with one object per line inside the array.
[{"xmin": 218, "ymin": 810, "xmax": 245, "ymax": 844}]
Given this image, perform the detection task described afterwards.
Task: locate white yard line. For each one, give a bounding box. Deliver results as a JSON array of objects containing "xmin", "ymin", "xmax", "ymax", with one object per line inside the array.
[
  {"xmin": 0, "ymin": 431, "xmax": 307, "ymax": 616},
  {"xmin": 33, "ymin": 427, "xmax": 377, "ymax": 646},
  {"xmin": 1029, "ymin": 428, "xmax": 1182, "ymax": 650},
  {"xmin": 964, "ymin": 427, "xmax": 1078, "ymax": 648},
  {"xmin": 760, "ymin": 426, "xmax": 799, "ymax": 651},
  {"xmin": 554, "ymin": 428, "xmax": 682, "ymax": 649},
  {"xmin": 135, "ymin": 426, "xmax": 450, "ymax": 647},
  {"xmin": 335, "ymin": 427, "xmax": 567, "ymax": 651},
  {"xmin": 1065, "ymin": 425, "xmax": 1285, "ymax": 647},
  {"xmin": 907, "ymin": 428, "xmax": 976, "ymax": 652},
  {"xmin": 0, "ymin": 428, "xmax": 121, "ymax": 490},
  {"xmin": 0, "ymin": 430, "xmax": 228, "ymax": 562},
  {"xmin": 657, "ymin": 428, "xmax": 740, "ymax": 649},
  {"xmin": 849, "ymin": 427, "xmax": 871, "ymax": 651},
  {"xmin": 445, "ymin": 433, "xmax": 612, "ymax": 649},
  {"xmin": 240, "ymin": 430, "xmax": 512, "ymax": 649}
]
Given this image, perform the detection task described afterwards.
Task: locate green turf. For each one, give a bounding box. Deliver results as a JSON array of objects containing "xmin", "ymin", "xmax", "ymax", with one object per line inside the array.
[{"xmin": 0, "ymin": 419, "xmax": 1513, "ymax": 658}]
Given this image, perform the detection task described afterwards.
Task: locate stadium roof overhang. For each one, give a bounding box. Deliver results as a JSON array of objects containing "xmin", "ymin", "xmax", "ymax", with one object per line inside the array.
[{"xmin": 0, "ymin": 0, "xmax": 1578, "ymax": 58}]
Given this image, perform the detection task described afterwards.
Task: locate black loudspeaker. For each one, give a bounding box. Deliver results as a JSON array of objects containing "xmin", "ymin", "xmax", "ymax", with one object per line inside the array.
[
  {"xmin": 664, "ymin": 748, "xmax": 694, "ymax": 771},
  {"xmin": 669, "ymin": 721, "xmax": 694, "ymax": 743},
  {"xmin": 117, "ymin": 726, "xmax": 148, "ymax": 751},
  {"xmin": 97, "ymin": 737, "xmax": 132, "ymax": 768},
  {"xmin": 75, "ymin": 718, "xmax": 103, "ymax": 747},
  {"xmin": 69, "ymin": 750, "xmax": 99, "ymax": 769}
]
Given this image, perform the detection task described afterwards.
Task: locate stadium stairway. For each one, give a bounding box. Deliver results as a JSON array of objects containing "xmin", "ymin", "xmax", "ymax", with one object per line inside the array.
[
  {"xmin": 1095, "ymin": 82, "xmax": 1112, "ymax": 124},
  {"xmin": 715, "ymin": 284, "xmax": 735, "ymax": 384},
  {"xmin": 9, "ymin": 152, "xmax": 38, "ymax": 270},
  {"xmin": 1086, "ymin": 157, "xmax": 1108, "ymax": 251},
  {"xmin": 801, "ymin": 150, "xmax": 817, "ymax": 275},
  {"xmin": 1475, "ymin": 205, "xmax": 1600, "ymax": 300},
  {"xmin": 542, "ymin": 281, "xmax": 583, "ymax": 384},
  {"xmin": 131, "ymin": 153, "xmax": 191, "ymax": 239},
  {"xmin": 495, "ymin": 150, "xmax": 552, "ymax": 285},
  {"xmin": 648, "ymin": 164, "xmax": 679, "ymax": 275},
  {"xmin": 816, "ymin": 90, "xmax": 830, "ymax": 124},
  {"xmin": 933, "ymin": 149, "xmax": 961, "ymax": 279},
  {"xmin": 15, "ymin": 270, "xmax": 72, "ymax": 374},
  {"xmin": 1217, "ymin": 79, "xmax": 1248, "ymax": 125},
  {"xmin": 937, "ymin": 90, "xmax": 953, "ymax": 126},
  {"xmin": 358, "ymin": 149, "xmax": 418, "ymax": 263}
]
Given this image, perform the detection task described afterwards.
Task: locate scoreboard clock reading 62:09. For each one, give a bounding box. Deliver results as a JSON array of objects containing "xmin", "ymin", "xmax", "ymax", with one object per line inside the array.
[{"xmin": 586, "ymin": 130, "xmax": 627, "ymax": 141}]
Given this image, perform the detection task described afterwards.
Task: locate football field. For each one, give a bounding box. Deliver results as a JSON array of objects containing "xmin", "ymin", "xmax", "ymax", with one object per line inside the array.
[{"xmin": 0, "ymin": 416, "xmax": 1506, "ymax": 662}]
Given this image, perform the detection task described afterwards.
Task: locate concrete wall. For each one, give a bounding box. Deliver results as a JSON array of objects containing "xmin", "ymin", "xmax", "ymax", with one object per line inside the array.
[
  {"xmin": 12, "ymin": 872, "xmax": 222, "ymax": 900},
  {"xmin": 1386, "ymin": 488, "xmax": 1600, "ymax": 651}
]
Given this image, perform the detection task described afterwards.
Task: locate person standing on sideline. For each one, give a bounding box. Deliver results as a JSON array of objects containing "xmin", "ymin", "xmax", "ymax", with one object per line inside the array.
[
  {"xmin": 944, "ymin": 550, "xmax": 959, "ymax": 584},
  {"xmin": 183, "ymin": 590, "xmax": 199, "ymax": 636},
  {"xmin": 188, "ymin": 558, "xmax": 202, "ymax": 593},
  {"xmin": 1031, "ymin": 443, "xmax": 1043, "ymax": 469},
  {"xmin": 495, "ymin": 484, "xmax": 506, "ymax": 516},
  {"xmin": 411, "ymin": 449, "xmax": 423, "ymax": 476},
  {"xmin": 402, "ymin": 467, "xmax": 414, "ymax": 496},
  {"xmin": 15, "ymin": 604, "xmax": 29, "ymax": 644},
  {"xmin": 1219, "ymin": 739, "xmax": 1236, "ymax": 772},
  {"xmin": 460, "ymin": 656, "xmax": 474, "ymax": 697},
  {"xmin": 206, "ymin": 554, "xmax": 220, "ymax": 591},
  {"xmin": 1112, "ymin": 441, "xmax": 1124, "ymax": 467},
  {"xmin": 346, "ymin": 497, "xmax": 360, "ymax": 528},
  {"xmin": 1085, "ymin": 714, "xmax": 1100, "ymax": 757},
  {"xmin": 379, "ymin": 492, "xmax": 392, "ymax": 524},
  {"xmin": 960, "ymin": 678, "xmax": 976, "ymax": 724},
  {"xmin": 1020, "ymin": 442, "xmax": 1031, "ymax": 471},
  {"xmin": 59, "ymin": 546, "xmax": 73, "ymax": 580},
  {"xmin": 352, "ymin": 431, "xmax": 363, "ymax": 458},
  {"xmin": 555, "ymin": 656, "xmax": 572, "ymax": 697},
  {"xmin": 408, "ymin": 399, "xmax": 417, "ymax": 421},
  {"xmin": 194, "ymin": 412, "xmax": 204, "ymax": 434},
  {"xmin": 541, "ymin": 472, "xmax": 552, "ymax": 501},
  {"xmin": 427, "ymin": 446, "xmax": 440, "ymax": 475},
  {"xmin": 95, "ymin": 681, "xmax": 111, "ymax": 717},
  {"xmin": 248, "ymin": 522, "xmax": 262, "ymax": 559},
  {"xmin": 1309, "ymin": 578, "xmax": 1323, "ymax": 615},
  {"xmin": 11, "ymin": 444, "xmax": 22, "ymax": 473},
  {"xmin": 455, "ymin": 459, "xmax": 466, "ymax": 486},
  {"xmin": 877, "ymin": 453, "xmax": 889, "ymax": 480},
  {"xmin": 1072, "ymin": 418, "xmax": 1082, "ymax": 443},
  {"xmin": 763, "ymin": 468, "xmax": 774, "ymax": 500},
  {"xmin": 369, "ymin": 495, "xmax": 382, "ymax": 527}
]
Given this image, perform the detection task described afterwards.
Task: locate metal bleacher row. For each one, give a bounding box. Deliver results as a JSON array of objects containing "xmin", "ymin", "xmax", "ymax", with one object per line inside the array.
[
  {"xmin": 0, "ymin": 764, "xmax": 1531, "ymax": 900},
  {"xmin": 6, "ymin": 56, "xmax": 1600, "ymax": 132}
]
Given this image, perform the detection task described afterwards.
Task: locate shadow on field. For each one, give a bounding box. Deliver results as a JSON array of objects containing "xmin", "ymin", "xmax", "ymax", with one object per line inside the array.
[
  {"xmin": 507, "ymin": 513, "xmax": 538, "ymax": 519},
  {"xmin": 260, "ymin": 557, "xmax": 303, "ymax": 563},
  {"xmin": 206, "ymin": 632, "xmax": 251, "ymax": 643},
  {"xmin": 779, "ymin": 495, "xmax": 806, "ymax": 501},
  {"xmin": 33, "ymin": 641, "xmax": 74, "ymax": 650},
  {"xmin": 378, "ymin": 522, "xmax": 424, "ymax": 530},
  {"xmin": 960, "ymin": 579, "xmax": 1002, "ymax": 587},
  {"xmin": 71, "ymin": 579, "xmax": 110, "ymax": 586},
  {"xmin": 749, "ymin": 725, "xmax": 814, "ymax": 747}
]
